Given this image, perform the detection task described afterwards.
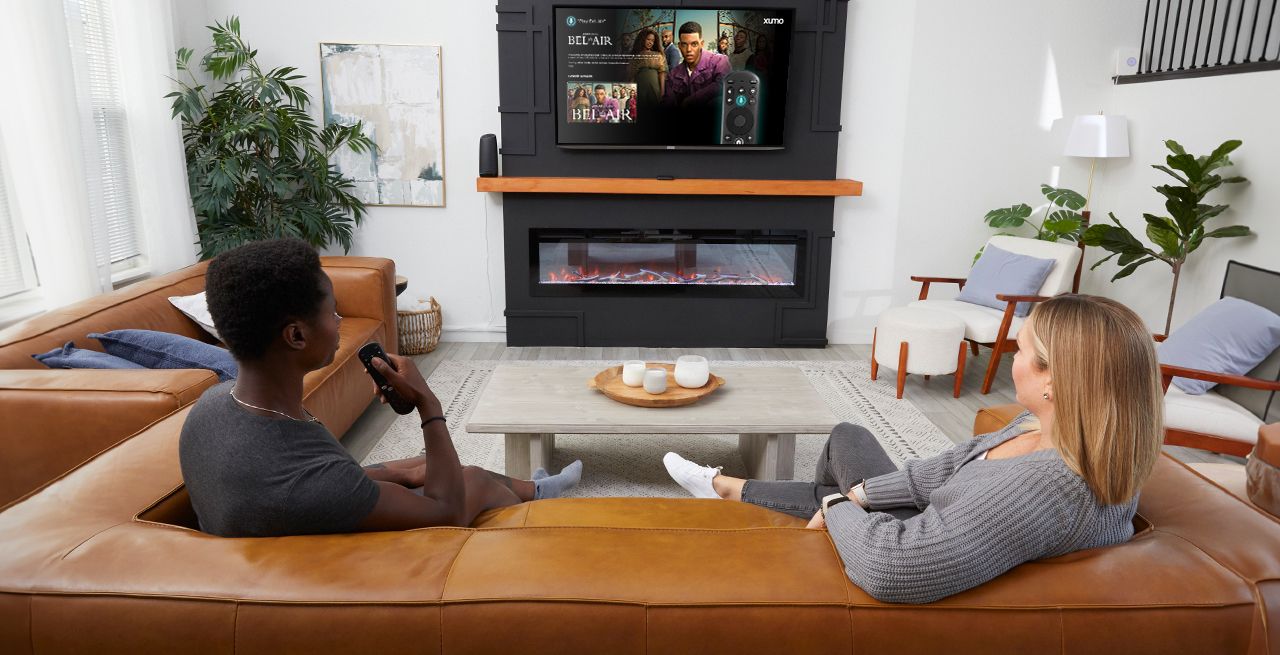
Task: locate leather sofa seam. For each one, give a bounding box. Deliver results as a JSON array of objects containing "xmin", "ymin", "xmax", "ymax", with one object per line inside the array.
[
  {"xmin": 0, "ymin": 590, "xmax": 1260, "ymax": 611},
  {"xmin": 437, "ymin": 530, "xmax": 475, "ymax": 603},
  {"xmin": 1182, "ymin": 458, "xmax": 1280, "ymax": 526}
]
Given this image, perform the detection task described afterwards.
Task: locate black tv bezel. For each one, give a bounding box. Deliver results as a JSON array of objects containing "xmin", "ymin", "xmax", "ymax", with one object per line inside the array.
[{"xmin": 552, "ymin": 5, "xmax": 794, "ymax": 151}]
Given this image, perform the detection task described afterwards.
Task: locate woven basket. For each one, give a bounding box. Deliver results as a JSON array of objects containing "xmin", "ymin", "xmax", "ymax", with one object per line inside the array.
[{"xmin": 397, "ymin": 297, "xmax": 442, "ymax": 355}]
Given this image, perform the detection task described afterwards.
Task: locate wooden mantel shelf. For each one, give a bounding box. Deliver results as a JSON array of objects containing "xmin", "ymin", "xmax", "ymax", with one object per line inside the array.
[{"xmin": 475, "ymin": 176, "xmax": 862, "ymax": 197}]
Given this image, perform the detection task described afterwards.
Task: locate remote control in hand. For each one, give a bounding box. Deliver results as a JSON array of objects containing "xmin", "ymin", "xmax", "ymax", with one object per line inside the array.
[{"xmin": 357, "ymin": 342, "xmax": 417, "ymax": 415}]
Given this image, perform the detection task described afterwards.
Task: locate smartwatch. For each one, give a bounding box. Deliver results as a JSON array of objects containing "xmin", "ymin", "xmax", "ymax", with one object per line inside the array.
[{"xmin": 821, "ymin": 492, "xmax": 851, "ymax": 518}]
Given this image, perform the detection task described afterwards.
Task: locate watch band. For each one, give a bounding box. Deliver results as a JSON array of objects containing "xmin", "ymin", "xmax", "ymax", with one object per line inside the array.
[
  {"xmin": 420, "ymin": 415, "xmax": 446, "ymax": 428},
  {"xmin": 821, "ymin": 492, "xmax": 851, "ymax": 518},
  {"xmin": 850, "ymin": 482, "xmax": 869, "ymax": 509}
]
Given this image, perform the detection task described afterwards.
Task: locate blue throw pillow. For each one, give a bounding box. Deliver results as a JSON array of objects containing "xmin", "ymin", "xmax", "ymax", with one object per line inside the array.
[
  {"xmin": 1158, "ymin": 296, "xmax": 1280, "ymax": 395},
  {"xmin": 89, "ymin": 329, "xmax": 239, "ymax": 382},
  {"xmin": 32, "ymin": 341, "xmax": 146, "ymax": 370},
  {"xmin": 956, "ymin": 243, "xmax": 1057, "ymax": 317}
]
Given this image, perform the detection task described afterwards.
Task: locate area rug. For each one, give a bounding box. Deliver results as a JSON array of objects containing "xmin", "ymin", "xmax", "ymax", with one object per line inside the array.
[{"xmin": 360, "ymin": 360, "xmax": 956, "ymax": 498}]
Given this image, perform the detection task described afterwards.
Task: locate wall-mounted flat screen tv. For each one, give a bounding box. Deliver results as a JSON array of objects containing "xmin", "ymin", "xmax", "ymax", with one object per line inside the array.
[{"xmin": 555, "ymin": 6, "xmax": 794, "ymax": 149}]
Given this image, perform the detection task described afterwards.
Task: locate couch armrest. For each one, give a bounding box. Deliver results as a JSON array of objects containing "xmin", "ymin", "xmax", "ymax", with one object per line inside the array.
[
  {"xmin": 975, "ymin": 403, "xmax": 1025, "ymax": 436},
  {"xmin": 0, "ymin": 369, "xmax": 217, "ymax": 509},
  {"xmin": 321, "ymin": 257, "xmax": 399, "ymax": 355}
]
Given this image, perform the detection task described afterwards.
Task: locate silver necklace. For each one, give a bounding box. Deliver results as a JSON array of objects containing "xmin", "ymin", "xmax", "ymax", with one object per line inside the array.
[{"xmin": 231, "ymin": 388, "xmax": 320, "ymax": 423}]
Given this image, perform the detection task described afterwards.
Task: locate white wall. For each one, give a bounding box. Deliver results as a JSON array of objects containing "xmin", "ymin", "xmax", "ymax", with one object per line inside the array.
[
  {"xmin": 175, "ymin": 0, "xmax": 507, "ymax": 340},
  {"xmin": 173, "ymin": 0, "xmax": 1279, "ymax": 344}
]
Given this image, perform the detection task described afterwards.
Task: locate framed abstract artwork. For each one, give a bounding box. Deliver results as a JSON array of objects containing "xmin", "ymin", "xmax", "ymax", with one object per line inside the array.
[{"xmin": 320, "ymin": 43, "xmax": 446, "ymax": 207}]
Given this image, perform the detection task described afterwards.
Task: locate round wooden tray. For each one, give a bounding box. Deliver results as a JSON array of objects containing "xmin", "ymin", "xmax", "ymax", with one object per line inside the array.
[{"xmin": 588, "ymin": 363, "xmax": 725, "ymax": 408}]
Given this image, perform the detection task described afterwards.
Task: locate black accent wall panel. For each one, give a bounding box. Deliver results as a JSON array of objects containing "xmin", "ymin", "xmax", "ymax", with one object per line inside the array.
[{"xmin": 495, "ymin": 0, "xmax": 851, "ymax": 347}]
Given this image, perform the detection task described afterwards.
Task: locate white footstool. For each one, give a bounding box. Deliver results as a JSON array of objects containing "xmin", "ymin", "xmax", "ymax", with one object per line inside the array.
[{"xmin": 872, "ymin": 307, "xmax": 968, "ymax": 399}]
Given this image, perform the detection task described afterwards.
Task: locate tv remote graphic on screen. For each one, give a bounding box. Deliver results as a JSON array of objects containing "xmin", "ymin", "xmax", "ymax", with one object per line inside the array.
[
  {"xmin": 721, "ymin": 71, "xmax": 760, "ymax": 146},
  {"xmin": 357, "ymin": 342, "xmax": 417, "ymax": 415}
]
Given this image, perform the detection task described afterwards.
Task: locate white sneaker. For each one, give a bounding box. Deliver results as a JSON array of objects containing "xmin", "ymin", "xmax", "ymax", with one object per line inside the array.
[{"xmin": 663, "ymin": 452, "xmax": 721, "ymax": 499}]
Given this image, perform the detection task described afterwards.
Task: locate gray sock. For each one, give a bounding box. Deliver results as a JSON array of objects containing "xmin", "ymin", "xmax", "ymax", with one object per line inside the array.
[
  {"xmin": 532, "ymin": 467, "xmax": 549, "ymax": 481},
  {"xmin": 533, "ymin": 460, "xmax": 583, "ymax": 500}
]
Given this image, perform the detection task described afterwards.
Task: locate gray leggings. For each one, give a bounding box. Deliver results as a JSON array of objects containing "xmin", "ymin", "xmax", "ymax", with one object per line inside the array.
[{"xmin": 741, "ymin": 422, "xmax": 921, "ymax": 520}]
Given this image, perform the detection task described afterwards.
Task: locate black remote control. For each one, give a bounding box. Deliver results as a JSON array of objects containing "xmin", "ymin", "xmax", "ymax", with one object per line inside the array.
[{"xmin": 358, "ymin": 342, "xmax": 417, "ymax": 415}]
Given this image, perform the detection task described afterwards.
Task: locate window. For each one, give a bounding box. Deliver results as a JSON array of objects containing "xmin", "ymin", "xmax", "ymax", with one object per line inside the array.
[
  {"xmin": 64, "ymin": 0, "xmax": 146, "ymax": 277},
  {"xmin": 0, "ymin": 148, "xmax": 39, "ymax": 300}
]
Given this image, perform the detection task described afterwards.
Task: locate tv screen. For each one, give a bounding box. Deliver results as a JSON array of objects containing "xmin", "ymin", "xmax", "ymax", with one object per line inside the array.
[{"xmin": 555, "ymin": 7, "xmax": 793, "ymax": 149}]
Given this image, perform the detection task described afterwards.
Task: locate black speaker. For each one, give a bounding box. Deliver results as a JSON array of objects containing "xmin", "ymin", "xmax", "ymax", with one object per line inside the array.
[
  {"xmin": 478, "ymin": 133, "xmax": 498, "ymax": 177},
  {"xmin": 720, "ymin": 71, "xmax": 759, "ymax": 146}
]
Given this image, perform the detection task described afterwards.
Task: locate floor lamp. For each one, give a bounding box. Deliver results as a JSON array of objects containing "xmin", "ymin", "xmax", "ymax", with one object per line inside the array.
[{"xmin": 1064, "ymin": 113, "xmax": 1129, "ymax": 292}]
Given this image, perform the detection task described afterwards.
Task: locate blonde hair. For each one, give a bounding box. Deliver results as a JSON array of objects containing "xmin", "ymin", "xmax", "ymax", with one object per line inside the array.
[{"xmin": 1022, "ymin": 295, "xmax": 1164, "ymax": 505}]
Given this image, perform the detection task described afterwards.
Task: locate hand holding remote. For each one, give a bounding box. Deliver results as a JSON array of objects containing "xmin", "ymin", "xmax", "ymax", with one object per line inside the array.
[{"xmin": 358, "ymin": 343, "xmax": 438, "ymax": 415}]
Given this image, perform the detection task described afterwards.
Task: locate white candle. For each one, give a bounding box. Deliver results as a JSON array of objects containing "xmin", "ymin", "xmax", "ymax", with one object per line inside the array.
[
  {"xmin": 622, "ymin": 360, "xmax": 647, "ymax": 387},
  {"xmin": 674, "ymin": 355, "xmax": 710, "ymax": 388},
  {"xmin": 643, "ymin": 368, "xmax": 668, "ymax": 394}
]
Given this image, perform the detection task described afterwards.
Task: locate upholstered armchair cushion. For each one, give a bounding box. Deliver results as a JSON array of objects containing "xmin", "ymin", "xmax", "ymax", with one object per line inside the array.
[
  {"xmin": 956, "ymin": 243, "xmax": 1056, "ymax": 317},
  {"xmin": 908, "ymin": 299, "xmax": 1027, "ymax": 343},
  {"xmin": 1165, "ymin": 385, "xmax": 1264, "ymax": 444},
  {"xmin": 1158, "ymin": 297, "xmax": 1280, "ymax": 395}
]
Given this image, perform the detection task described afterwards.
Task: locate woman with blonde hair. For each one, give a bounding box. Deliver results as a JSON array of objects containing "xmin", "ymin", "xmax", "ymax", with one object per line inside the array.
[{"xmin": 664, "ymin": 294, "xmax": 1164, "ymax": 603}]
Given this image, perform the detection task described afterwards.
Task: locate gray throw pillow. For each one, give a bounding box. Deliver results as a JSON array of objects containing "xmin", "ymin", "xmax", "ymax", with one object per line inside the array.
[
  {"xmin": 956, "ymin": 243, "xmax": 1057, "ymax": 317},
  {"xmin": 89, "ymin": 329, "xmax": 239, "ymax": 382},
  {"xmin": 1158, "ymin": 296, "xmax": 1280, "ymax": 395},
  {"xmin": 32, "ymin": 341, "xmax": 146, "ymax": 370}
]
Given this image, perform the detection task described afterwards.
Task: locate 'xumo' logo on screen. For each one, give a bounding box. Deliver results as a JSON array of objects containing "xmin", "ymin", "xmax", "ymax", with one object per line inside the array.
[
  {"xmin": 763, "ymin": 17, "xmax": 785, "ymax": 24},
  {"xmin": 566, "ymin": 15, "xmax": 577, "ymax": 27}
]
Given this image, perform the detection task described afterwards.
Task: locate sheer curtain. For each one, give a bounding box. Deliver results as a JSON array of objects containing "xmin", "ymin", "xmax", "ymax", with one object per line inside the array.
[{"xmin": 0, "ymin": 0, "xmax": 196, "ymax": 321}]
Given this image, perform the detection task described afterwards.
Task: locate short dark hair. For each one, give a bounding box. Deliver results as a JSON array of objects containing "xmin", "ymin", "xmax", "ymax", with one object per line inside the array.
[
  {"xmin": 594, "ymin": 84, "xmax": 606, "ymax": 92},
  {"xmin": 205, "ymin": 238, "xmax": 327, "ymax": 361},
  {"xmin": 678, "ymin": 21, "xmax": 702, "ymax": 38}
]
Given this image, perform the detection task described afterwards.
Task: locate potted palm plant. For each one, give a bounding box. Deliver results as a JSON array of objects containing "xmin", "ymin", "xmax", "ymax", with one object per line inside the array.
[{"xmin": 167, "ymin": 17, "xmax": 376, "ymax": 259}]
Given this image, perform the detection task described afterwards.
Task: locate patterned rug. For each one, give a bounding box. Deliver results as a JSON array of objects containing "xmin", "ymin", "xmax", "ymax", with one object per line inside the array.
[{"xmin": 361, "ymin": 360, "xmax": 957, "ymax": 498}]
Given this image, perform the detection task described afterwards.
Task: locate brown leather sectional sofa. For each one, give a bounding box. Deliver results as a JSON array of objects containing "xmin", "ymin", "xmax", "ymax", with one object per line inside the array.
[
  {"xmin": 0, "ymin": 256, "xmax": 397, "ymax": 509},
  {"xmin": 1, "ymin": 265, "xmax": 1279, "ymax": 653}
]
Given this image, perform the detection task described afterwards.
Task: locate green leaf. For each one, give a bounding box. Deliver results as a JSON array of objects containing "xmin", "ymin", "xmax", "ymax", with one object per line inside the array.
[
  {"xmin": 1221, "ymin": 176, "xmax": 1248, "ymax": 184},
  {"xmin": 1203, "ymin": 139, "xmax": 1242, "ymax": 173},
  {"xmin": 1040, "ymin": 185, "xmax": 1086, "ymax": 210},
  {"xmin": 1144, "ymin": 216, "xmax": 1182, "ymax": 258},
  {"xmin": 1152, "ymin": 165, "xmax": 1190, "ymax": 186},
  {"xmin": 1111, "ymin": 257, "xmax": 1155, "ymax": 282},
  {"xmin": 1043, "ymin": 210, "xmax": 1082, "ymax": 237},
  {"xmin": 1202, "ymin": 225, "xmax": 1252, "ymax": 239},
  {"xmin": 1164, "ymin": 140, "xmax": 1186, "ymax": 156},
  {"xmin": 984, "ymin": 204, "xmax": 1033, "ymax": 228}
]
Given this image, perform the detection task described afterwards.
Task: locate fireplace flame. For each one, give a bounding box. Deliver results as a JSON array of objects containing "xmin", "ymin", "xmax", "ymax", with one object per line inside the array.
[{"xmin": 542, "ymin": 265, "xmax": 788, "ymax": 286}]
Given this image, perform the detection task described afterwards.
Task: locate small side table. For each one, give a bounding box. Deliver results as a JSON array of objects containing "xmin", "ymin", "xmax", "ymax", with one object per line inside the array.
[{"xmin": 394, "ymin": 275, "xmax": 408, "ymax": 297}]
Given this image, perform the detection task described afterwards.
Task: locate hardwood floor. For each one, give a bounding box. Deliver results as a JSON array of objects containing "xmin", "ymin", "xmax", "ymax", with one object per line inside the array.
[{"xmin": 341, "ymin": 342, "xmax": 1238, "ymax": 468}]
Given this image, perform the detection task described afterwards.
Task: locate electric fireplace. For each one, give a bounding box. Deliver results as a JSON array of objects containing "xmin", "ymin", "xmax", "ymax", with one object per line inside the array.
[
  {"xmin": 531, "ymin": 228, "xmax": 804, "ymax": 297},
  {"xmin": 502, "ymin": 195, "xmax": 834, "ymax": 348}
]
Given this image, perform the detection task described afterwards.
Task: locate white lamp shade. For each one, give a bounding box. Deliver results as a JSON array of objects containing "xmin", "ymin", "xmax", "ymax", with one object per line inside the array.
[{"xmin": 1064, "ymin": 114, "xmax": 1129, "ymax": 158}]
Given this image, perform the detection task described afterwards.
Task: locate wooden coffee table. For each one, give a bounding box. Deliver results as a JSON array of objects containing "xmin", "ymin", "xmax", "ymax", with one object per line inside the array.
[{"xmin": 465, "ymin": 365, "xmax": 839, "ymax": 480}]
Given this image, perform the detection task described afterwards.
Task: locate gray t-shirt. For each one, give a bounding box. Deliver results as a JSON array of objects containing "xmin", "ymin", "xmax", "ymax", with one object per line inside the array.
[{"xmin": 179, "ymin": 381, "xmax": 380, "ymax": 537}]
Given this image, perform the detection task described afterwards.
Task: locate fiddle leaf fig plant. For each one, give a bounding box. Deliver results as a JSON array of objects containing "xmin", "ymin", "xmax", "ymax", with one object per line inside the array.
[
  {"xmin": 167, "ymin": 17, "xmax": 376, "ymax": 259},
  {"xmin": 977, "ymin": 184, "xmax": 1086, "ymax": 261},
  {"xmin": 1081, "ymin": 138, "xmax": 1251, "ymax": 335}
]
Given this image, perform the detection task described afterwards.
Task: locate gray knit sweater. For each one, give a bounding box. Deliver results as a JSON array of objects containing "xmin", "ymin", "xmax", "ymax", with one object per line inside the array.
[{"xmin": 825, "ymin": 413, "xmax": 1138, "ymax": 603}]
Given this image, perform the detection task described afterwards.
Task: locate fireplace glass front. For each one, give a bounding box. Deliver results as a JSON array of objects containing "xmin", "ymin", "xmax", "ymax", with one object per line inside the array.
[{"xmin": 531, "ymin": 228, "xmax": 805, "ymax": 297}]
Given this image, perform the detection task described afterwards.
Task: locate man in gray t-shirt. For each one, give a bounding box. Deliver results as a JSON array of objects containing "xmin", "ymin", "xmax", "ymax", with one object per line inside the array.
[{"xmin": 180, "ymin": 381, "xmax": 380, "ymax": 537}]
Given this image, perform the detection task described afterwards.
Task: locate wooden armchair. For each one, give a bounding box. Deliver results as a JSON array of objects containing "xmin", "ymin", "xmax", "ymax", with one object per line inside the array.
[
  {"xmin": 911, "ymin": 235, "xmax": 1082, "ymax": 394},
  {"xmin": 1157, "ymin": 260, "xmax": 1280, "ymax": 457}
]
